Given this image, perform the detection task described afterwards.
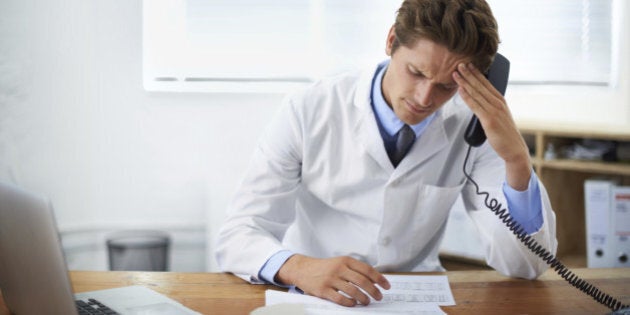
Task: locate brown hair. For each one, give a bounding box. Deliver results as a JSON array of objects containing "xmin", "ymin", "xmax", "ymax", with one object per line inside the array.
[{"xmin": 392, "ymin": 0, "xmax": 499, "ymax": 72}]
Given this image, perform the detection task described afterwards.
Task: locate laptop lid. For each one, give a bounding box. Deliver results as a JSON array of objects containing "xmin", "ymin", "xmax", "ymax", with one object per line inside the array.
[
  {"xmin": 0, "ymin": 182, "xmax": 201, "ymax": 315},
  {"xmin": 0, "ymin": 181, "xmax": 78, "ymax": 314}
]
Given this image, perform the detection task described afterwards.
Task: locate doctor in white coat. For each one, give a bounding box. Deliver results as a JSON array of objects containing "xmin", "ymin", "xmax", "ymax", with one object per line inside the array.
[{"xmin": 216, "ymin": 0, "xmax": 557, "ymax": 307}]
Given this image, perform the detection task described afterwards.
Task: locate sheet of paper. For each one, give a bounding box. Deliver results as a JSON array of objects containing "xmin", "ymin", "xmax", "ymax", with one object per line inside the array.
[
  {"xmin": 380, "ymin": 275, "xmax": 455, "ymax": 305},
  {"xmin": 264, "ymin": 275, "xmax": 454, "ymax": 315}
]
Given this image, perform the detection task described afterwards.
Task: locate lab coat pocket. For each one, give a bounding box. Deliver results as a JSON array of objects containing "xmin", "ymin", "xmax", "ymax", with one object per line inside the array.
[
  {"xmin": 382, "ymin": 183, "xmax": 464, "ymax": 243},
  {"xmin": 412, "ymin": 183, "xmax": 464, "ymax": 228},
  {"xmin": 408, "ymin": 183, "xmax": 465, "ymax": 257}
]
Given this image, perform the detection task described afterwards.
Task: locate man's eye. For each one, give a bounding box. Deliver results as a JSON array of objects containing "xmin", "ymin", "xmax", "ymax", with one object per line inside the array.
[{"xmin": 409, "ymin": 69, "xmax": 424, "ymax": 77}]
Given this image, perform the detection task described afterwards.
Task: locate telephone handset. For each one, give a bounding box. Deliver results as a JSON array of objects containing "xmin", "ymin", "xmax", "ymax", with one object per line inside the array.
[
  {"xmin": 463, "ymin": 53, "xmax": 510, "ymax": 147},
  {"xmin": 461, "ymin": 53, "xmax": 628, "ymax": 311}
]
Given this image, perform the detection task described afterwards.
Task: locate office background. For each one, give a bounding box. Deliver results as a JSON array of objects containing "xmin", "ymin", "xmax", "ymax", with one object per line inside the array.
[{"xmin": 1, "ymin": 0, "xmax": 629, "ymax": 272}]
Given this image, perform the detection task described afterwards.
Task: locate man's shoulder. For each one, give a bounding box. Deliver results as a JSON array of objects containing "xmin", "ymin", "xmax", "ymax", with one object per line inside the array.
[
  {"xmin": 284, "ymin": 67, "xmax": 370, "ymax": 113},
  {"xmin": 303, "ymin": 69, "xmax": 364, "ymax": 96}
]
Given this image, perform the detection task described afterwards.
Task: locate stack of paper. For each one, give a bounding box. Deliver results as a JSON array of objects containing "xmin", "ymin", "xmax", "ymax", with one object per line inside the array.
[{"xmin": 254, "ymin": 275, "xmax": 455, "ymax": 315}]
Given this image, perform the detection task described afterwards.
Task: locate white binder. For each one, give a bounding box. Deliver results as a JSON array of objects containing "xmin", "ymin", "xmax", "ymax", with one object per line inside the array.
[
  {"xmin": 611, "ymin": 186, "xmax": 630, "ymax": 268},
  {"xmin": 584, "ymin": 179, "xmax": 615, "ymax": 268}
]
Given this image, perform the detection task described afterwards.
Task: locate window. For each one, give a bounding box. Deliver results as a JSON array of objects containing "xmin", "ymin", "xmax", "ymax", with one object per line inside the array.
[
  {"xmin": 143, "ymin": 0, "xmax": 401, "ymax": 93},
  {"xmin": 488, "ymin": 0, "xmax": 613, "ymax": 86},
  {"xmin": 143, "ymin": 0, "xmax": 616, "ymax": 92}
]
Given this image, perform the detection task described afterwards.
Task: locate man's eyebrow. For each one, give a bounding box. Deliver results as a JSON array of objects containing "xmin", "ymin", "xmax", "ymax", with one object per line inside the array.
[
  {"xmin": 439, "ymin": 81, "xmax": 458, "ymax": 88},
  {"xmin": 408, "ymin": 63, "xmax": 457, "ymax": 87},
  {"xmin": 435, "ymin": 75, "xmax": 458, "ymax": 88}
]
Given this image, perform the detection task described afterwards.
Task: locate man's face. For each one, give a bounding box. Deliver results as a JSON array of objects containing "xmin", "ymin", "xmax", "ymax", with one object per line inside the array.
[{"xmin": 382, "ymin": 27, "xmax": 470, "ymax": 125}]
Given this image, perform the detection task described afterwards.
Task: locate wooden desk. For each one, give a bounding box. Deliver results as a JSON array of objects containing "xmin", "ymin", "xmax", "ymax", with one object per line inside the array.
[{"xmin": 1, "ymin": 268, "xmax": 628, "ymax": 314}]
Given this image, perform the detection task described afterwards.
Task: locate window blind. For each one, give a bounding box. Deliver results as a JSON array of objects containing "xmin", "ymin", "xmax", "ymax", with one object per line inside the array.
[
  {"xmin": 488, "ymin": 0, "xmax": 613, "ymax": 86},
  {"xmin": 143, "ymin": 0, "xmax": 401, "ymax": 92},
  {"xmin": 143, "ymin": 0, "xmax": 614, "ymax": 92}
]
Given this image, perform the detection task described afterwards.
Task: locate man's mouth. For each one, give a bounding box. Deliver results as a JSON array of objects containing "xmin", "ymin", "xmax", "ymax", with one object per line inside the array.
[{"xmin": 404, "ymin": 99, "xmax": 428, "ymax": 115}]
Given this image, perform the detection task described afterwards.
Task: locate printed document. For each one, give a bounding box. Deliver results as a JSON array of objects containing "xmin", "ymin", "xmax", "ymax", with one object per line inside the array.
[{"xmin": 263, "ymin": 275, "xmax": 454, "ymax": 314}]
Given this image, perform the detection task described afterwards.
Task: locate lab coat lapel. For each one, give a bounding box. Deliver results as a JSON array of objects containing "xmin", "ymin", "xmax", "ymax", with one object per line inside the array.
[
  {"xmin": 353, "ymin": 68, "xmax": 395, "ymax": 173},
  {"xmin": 354, "ymin": 110, "xmax": 394, "ymax": 173}
]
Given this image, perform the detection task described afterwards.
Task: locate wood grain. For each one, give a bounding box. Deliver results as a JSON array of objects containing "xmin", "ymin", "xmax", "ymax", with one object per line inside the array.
[{"xmin": 2, "ymin": 269, "xmax": 628, "ymax": 315}]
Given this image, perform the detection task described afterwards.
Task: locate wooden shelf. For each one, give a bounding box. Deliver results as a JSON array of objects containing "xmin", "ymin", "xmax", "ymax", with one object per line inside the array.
[
  {"xmin": 533, "ymin": 159, "xmax": 630, "ymax": 176},
  {"xmin": 518, "ymin": 120, "xmax": 630, "ymax": 141},
  {"xmin": 519, "ymin": 121, "xmax": 630, "ymax": 265},
  {"xmin": 557, "ymin": 254, "xmax": 587, "ymax": 268}
]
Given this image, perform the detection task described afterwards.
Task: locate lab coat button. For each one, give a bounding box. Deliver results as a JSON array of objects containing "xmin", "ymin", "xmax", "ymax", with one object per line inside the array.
[{"xmin": 379, "ymin": 236, "xmax": 391, "ymax": 246}]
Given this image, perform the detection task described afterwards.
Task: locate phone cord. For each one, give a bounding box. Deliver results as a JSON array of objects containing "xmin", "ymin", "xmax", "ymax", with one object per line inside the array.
[{"xmin": 463, "ymin": 145, "xmax": 629, "ymax": 312}]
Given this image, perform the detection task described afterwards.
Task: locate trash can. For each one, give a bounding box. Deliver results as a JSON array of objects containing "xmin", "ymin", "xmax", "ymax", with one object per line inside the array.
[{"xmin": 106, "ymin": 230, "xmax": 170, "ymax": 271}]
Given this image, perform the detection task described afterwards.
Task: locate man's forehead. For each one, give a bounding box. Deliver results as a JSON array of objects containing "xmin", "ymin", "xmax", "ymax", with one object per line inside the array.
[{"xmin": 405, "ymin": 38, "xmax": 470, "ymax": 82}]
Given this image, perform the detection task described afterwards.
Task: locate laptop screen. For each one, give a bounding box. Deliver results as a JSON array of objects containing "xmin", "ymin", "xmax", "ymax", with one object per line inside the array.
[{"xmin": 0, "ymin": 181, "xmax": 79, "ymax": 314}]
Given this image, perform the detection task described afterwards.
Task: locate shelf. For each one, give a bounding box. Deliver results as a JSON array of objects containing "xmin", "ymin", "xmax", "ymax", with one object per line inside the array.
[
  {"xmin": 518, "ymin": 120, "xmax": 630, "ymax": 141},
  {"xmin": 519, "ymin": 122, "xmax": 630, "ymax": 267},
  {"xmin": 558, "ymin": 254, "xmax": 587, "ymax": 268},
  {"xmin": 441, "ymin": 122, "xmax": 629, "ymax": 268},
  {"xmin": 533, "ymin": 158, "xmax": 630, "ymax": 176}
]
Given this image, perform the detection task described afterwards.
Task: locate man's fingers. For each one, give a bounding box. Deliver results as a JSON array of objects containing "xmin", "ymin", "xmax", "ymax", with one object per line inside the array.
[
  {"xmin": 323, "ymin": 287, "xmax": 357, "ymax": 307},
  {"xmin": 454, "ymin": 63, "xmax": 505, "ymax": 113},
  {"xmin": 455, "ymin": 64, "xmax": 490, "ymax": 108},
  {"xmin": 336, "ymin": 281, "xmax": 371, "ymax": 305},
  {"xmin": 346, "ymin": 258, "xmax": 391, "ymax": 290},
  {"xmin": 343, "ymin": 270, "xmax": 383, "ymax": 301},
  {"xmin": 291, "ymin": 256, "xmax": 391, "ymax": 307},
  {"xmin": 456, "ymin": 83, "xmax": 486, "ymax": 114},
  {"xmin": 462, "ymin": 63, "xmax": 504, "ymax": 100}
]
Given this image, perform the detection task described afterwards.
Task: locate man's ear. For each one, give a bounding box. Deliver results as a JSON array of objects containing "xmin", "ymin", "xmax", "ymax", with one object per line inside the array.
[{"xmin": 385, "ymin": 25, "xmax": 396, "ymax": 56}]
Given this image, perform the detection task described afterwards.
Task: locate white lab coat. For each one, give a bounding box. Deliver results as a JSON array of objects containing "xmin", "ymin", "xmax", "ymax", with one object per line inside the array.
[{"xmin": 215, "ymin": 64, "xmax": 557, "ymax": 282}]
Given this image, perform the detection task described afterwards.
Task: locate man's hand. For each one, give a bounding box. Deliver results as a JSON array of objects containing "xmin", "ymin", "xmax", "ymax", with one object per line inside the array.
[
  {"xmin": 453, "ymin": 62, "xmax": 531, "ymax": 191},
  {"xmin": 275, "ymin": 254, "xmax": 391, "ymax": 307}
]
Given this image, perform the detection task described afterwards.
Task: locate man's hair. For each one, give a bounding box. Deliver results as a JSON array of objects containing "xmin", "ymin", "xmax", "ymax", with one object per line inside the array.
[{"xmin": 392, "ymin": 0, "xmax": 499, "ymax": 73}]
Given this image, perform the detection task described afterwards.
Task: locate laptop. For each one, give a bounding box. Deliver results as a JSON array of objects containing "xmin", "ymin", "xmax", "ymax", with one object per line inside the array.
[{"xmin": 0, "ymin": 181, "xmax": 200, "ymax": 315}]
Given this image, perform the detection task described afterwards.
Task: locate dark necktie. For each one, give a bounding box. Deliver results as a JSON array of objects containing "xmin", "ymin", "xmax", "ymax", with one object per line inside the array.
[{"xmin": 390, "ymin": 124, "xmax": 415, "ymax": 167}]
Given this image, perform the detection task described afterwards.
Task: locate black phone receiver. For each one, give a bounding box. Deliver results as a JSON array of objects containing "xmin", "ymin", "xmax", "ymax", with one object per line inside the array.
[{"xmin": 463, "ymin": 53, "xmax": 510, "ymax": 147}]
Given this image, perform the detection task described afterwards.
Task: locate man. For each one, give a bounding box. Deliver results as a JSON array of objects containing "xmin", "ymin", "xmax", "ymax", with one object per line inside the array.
[{"xmin": 216, "ymin": 0, "xmax": 557, "ymax": 307}]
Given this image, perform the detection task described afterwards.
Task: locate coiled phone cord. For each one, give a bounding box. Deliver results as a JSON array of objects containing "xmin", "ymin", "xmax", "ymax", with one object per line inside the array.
[{"xmin": 463, "ymin": 145, "xmax": 629, "ymax": 312}]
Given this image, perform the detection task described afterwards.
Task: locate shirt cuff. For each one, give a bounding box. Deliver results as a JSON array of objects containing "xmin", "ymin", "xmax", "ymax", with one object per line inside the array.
[
  {"xmin": 502, "ymin": 170, "xmax": 544, "ymax": 235},
  {"xmin": 258, "ymin": 249, "xmax": 295, "ymax": 286}
]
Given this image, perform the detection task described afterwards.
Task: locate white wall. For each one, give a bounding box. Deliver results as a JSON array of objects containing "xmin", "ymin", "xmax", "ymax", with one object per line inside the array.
[
  {"xmin": 1, "ymin": 0, "xmax": 628, "ymax": 271},
  {"xmin": 0, "ymin": 0, "xmax": 283, "ymax": 271}
]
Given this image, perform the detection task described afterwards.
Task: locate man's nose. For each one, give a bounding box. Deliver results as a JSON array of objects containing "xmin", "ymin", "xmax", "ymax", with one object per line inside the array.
[{"xmin": 413, "ymin": 80, "xmax": 434, "ymax": 108}]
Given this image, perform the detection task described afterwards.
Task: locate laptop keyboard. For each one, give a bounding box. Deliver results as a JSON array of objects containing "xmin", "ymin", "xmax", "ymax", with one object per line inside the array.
[{"xmin": 75, "ymin": 298, "xmax": 120, "ymax": 315}]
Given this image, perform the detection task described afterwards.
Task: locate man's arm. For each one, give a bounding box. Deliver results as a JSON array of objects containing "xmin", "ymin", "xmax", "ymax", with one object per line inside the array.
[
  {"xmin": 454, "ymin": 61, "xmax": 546, "ymax": 234},
  {"xmin": 453, "ymin": 62, "xmax": 531, "ymax": 191},
  {"xmin": 503, "ymin": 172, "xmax": 543, "ymax": 234},
  {"xmin": 454, "ymin": 63, "xmax": 558, "ymax": 279},
  {"xmin": 216, "ymin": 93, "xmax": 390, "ymax": 307},
  {"xmin": 215, "ymin": 96, "xmax": 304, "ymax": 281}
]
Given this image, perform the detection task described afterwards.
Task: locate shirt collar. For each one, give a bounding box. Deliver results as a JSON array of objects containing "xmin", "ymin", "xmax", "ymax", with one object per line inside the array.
[{"xmin": 371, "ymin": 60, "xmax": 437, "ymax": 137}]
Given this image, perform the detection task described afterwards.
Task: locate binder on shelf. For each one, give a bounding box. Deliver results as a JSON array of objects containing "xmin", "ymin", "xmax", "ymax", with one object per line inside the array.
[
  {"xmin": 583, "ymin": 179, "xmax": 615, "ymax": 268},
  {"xmin": 612, "ymin": 186, "xmax": 630, "ymax": 268}
]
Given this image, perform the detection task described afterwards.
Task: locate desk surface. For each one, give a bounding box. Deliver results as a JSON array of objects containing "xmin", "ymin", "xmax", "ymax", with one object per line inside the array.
[{"xmin": 1, "ymin": 268, "xmax": 628, "ymax": 314}]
